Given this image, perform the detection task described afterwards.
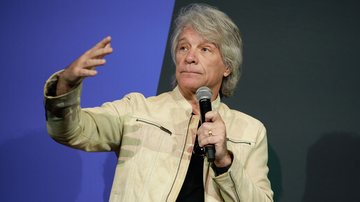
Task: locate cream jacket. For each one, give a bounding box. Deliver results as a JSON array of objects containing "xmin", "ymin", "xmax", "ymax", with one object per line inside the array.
[{"xmin": 44, "ymin": 73, "xmax": 273, "ymax": 202}]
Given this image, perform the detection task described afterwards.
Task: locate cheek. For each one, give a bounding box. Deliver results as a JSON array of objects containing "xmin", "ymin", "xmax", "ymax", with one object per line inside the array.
[
  {"xmin": 175, "ymin": 52, "xmax": 184, "ymax": 63},
  {"xmin": 175, "ymin": 60, "xmax": 183, "ymax": 71},
  {"xmin": 207, "ymin": 61, "xmax": 226, "ymax": 75}
]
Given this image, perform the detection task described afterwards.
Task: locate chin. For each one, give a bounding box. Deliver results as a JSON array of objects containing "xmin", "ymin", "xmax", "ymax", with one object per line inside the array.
[
  {"xmin": 178, "ymin": 81, "xmax": 202, "ymax": 91},
  {"xmin": 177, "ymin": 75, "xmax": 205, "ymax": 89}
]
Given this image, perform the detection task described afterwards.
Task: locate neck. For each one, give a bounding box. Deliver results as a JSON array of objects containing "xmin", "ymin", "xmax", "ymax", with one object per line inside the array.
[{"xmin": 177, "ymin": 86, "xmax": 219, "ymax": 115}]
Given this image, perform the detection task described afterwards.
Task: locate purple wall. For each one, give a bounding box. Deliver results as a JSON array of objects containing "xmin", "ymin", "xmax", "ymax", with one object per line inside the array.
[{"xmin": 0, "ymin": 0, "xmax": 174, "ymax": 201}]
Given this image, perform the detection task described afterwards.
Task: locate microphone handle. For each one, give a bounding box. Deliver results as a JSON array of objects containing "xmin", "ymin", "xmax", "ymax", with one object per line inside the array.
[
  {"xmin": 199, "ymin": 99, "xmax": 215, "ymax": 163},
  {"xmin": 205, "ymin": 145, "xmax": 215, "ymax": 162}
]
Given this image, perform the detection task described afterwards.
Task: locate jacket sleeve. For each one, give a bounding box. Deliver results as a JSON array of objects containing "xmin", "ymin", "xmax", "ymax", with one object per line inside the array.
[
  {"xmin": 213, "ymin": 124, "xmax": 274, "ymax": 201},
  {"xmin": 44, "ymin": 71, "xmax": 131, "ymax": 152}
]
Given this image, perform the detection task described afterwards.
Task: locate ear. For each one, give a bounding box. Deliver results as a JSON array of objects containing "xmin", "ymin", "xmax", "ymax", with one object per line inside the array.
[{"xmin": 223, "ymin": 67, "xmax": 231, "ymax": 77}]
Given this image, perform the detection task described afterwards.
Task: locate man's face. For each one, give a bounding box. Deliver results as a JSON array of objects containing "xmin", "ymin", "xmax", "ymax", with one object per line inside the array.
[{"xmin": 175, "ymin": 26, "xmax": 230, "ymax": 95}]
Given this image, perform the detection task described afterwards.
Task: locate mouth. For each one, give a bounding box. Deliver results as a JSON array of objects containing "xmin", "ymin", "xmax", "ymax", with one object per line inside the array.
[{"xmin": 180, "ymin": 71, "xmax": 201, "ymax": 75}]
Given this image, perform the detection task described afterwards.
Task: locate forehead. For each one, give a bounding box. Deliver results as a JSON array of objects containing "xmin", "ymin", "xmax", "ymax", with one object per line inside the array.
[
  {"xmin": 179, "ymin": 26, "xmax": 203, "ymax": 40},
  {"xmin": 178, "ymin": 26, "xmax": 216, "ymax": 46}
]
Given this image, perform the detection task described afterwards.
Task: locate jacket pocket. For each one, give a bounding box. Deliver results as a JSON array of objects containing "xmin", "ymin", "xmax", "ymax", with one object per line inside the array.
[
  {"xmin": 135, "ymin": 117, "xmax": 172, "ymax": 135},
  {"xmin": 226, "ymin": 137, "xmax": 253, "ymax": 146},
  {"xmin": 226, "ymin": 137, "xmax": 255, "ymax": 165},
  {"xmin": 130, "ymin": 116, "xmax": 174, "ymax": 153},
  {"xmin": 119, "ymin": 116, "xmax": 173, "ymax": 160}
]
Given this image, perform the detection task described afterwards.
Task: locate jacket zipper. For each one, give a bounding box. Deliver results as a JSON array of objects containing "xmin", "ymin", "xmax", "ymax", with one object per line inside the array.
[
  {"xmin": 165, "ymin": 113, "xmax": 193, "ymax": 201},
  {"xmin": 229, "ymin": 171, "xmax": 241, "ymax": 201},
  {"xmin": 136, "ymin": 118, "xmax": 172, "ymax": 135},
  {"xmin": 226, "ymin": 138, "xmax": 252, "ymax": 145}
]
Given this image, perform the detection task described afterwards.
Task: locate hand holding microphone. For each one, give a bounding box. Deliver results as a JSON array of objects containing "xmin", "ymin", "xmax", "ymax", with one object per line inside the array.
[
  {"xmin": 196, "ymin": 86, "xmax": 232, "ymax": 167},
  {"xmin": 196, "ymin": 86, "xmax": 215, "ymax": 162}
]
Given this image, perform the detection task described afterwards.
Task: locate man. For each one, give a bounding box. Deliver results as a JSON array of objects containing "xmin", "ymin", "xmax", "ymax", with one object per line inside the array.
[{"xmin": 44, "ymin": 3, "xmax": 273, "ymax": 201}]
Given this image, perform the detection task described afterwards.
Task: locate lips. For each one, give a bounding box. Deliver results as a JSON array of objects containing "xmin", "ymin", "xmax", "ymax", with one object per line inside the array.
[{"xmin": 180, "ymin": 70, "xmax": 201, "ymax": 74}]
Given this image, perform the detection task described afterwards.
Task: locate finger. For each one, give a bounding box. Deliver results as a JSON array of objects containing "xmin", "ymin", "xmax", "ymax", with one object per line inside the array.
[
  {"xmin": 197, "ymin": 126, "xmax": 212, "ymax": 141},
  {"xmin": 89, "ymin": 46, "xmax": 113, "ymax": 59},
  {"xmin": 78, "ymin": 68, "xmax": 98, "ymax": 77},
  {"xmin": 82, "ymin": 59, "xmax": 106, "ymax": 69},
  {"xmin": 200, "ymin": 122, "xmax": 213, "ymax": 131},
  {"xmin": 205, "ymin": 111, "xmax": 221, "ymax": 122},
  {"xmin": 87, "ymin": 36, "xmax": 112, "ymax": 54},
  {"xmin": 95, "ymin": 36, "xmax": 111, "ymax": 49},
  {"xmin": 204, "ymin": 111, "xmax": 215, "ymax": 122},
  {"xmin": 105, "ymin": 43, "xmax": 111, "ymax": 49},
  {"xmin": 198, "ymin": 135, "xmax": 217, "ymax": 147}
]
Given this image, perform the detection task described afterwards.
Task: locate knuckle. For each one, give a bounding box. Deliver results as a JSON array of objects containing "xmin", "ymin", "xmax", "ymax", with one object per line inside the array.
[
  {"xmin": 73, "ymin": 69, "xmax": 81, "ymax": 77},
  {"xmin": 84, "ymin": 50, "xmax": 91, "ymax": 56},
  {"xmin": 203, "ymin": 122, "xmax": 211, "ymax": 128},
  {"xmin": 83, "ymin": 60, "xmax": 89, "ymax": 66},
  {"xmin": 78, "ymin": 58, "xmax": 86, "ymax": 65}
]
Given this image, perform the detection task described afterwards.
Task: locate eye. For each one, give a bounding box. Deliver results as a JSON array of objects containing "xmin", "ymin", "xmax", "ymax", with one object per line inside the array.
[
  {"xmin": 178, "ymin": 46, "xmax": 188, "ymax": 52},
  {"xmin": 201, "ymin": 47, "xmax": 211, "ymax": 52}
]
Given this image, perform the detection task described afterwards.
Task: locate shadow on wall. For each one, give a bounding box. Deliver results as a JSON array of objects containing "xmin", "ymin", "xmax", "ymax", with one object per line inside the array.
[
  {"xmin": 268, "ymin": 144, "xmax": 283, "ymax": 201},
  {"xmin": 0, "ymin": 130, "xmax": 82, "ymax": 202},
  {"xmin": 302, "ymin": 132, "xmax": 360, "ymax": 202}
]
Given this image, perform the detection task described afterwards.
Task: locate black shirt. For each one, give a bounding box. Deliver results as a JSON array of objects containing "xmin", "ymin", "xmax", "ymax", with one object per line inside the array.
[
  {"xmin": 176, "ymin": 134, "xmax": 205, "ymax": 202},
  {"xmin": 176, "ymin": 119, "xmax": 232, "ymax": 201}
]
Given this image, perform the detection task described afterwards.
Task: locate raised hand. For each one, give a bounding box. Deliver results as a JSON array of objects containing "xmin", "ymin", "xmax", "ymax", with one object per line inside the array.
[{"xmin": 56, "ymin": 36, "xmax": 113, "ymax": 95}]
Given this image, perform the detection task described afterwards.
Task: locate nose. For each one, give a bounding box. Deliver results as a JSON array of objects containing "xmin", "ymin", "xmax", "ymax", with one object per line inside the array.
[{"xmin": 185, "ymin": 49, "xmax": 198, "ymax": 64}]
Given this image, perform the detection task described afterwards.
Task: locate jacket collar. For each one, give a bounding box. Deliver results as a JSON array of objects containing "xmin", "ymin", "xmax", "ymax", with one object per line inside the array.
[{"xmin": 171, "ymin": 86, "xmax": 221, "ymax": 114}]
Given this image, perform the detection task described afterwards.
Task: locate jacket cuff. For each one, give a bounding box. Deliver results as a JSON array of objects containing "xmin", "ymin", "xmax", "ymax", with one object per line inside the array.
[
  {"xmin": 212, "ymin": 164, "xmax": 231, "ymax": 176},
  {"xmin": 213, "ymin": 149, "xmax": 244, "ymax": 187},
  {"xmin": 44, "ymin": 70, "xmax": 82, "ymax": 118},
  {"xmin": 211, "ymin": 151, "xmax": 234, "ymax": 176}
]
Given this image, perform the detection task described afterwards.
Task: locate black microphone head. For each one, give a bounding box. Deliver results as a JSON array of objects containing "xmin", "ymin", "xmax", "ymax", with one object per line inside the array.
[{"xmin": 196, "ymin": 86, "xmax": 212, "ymax": 101}]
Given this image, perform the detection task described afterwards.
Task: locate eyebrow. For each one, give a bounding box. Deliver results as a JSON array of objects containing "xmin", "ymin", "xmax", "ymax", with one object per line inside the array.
[
  {"xmin": 177, "ymin": 38, "xmax": 216, "ymax": 47},
  {"xmin": 177, "ymin": 38, "xmax": 188, "ymax": 43}
]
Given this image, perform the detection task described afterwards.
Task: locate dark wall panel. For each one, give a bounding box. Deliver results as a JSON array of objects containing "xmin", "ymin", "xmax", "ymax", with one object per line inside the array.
[{"xmin": 158, "ymin": 0, "xmax": 360, "ymax": 201}]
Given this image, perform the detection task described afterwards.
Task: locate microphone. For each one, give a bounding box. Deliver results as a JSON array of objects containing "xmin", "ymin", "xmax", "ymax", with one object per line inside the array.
[{"xmin": 196, "ymin": 86, "xmax": 215, "ymax": 162}]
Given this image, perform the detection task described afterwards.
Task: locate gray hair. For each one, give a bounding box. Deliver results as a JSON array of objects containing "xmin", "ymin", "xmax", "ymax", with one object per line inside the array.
[{"xmin": 171, "ymin": 3, "xmax": 243, "ymax": 97}]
